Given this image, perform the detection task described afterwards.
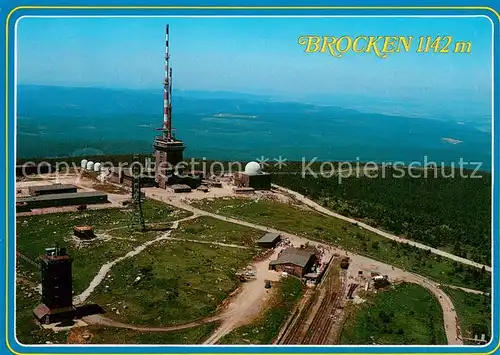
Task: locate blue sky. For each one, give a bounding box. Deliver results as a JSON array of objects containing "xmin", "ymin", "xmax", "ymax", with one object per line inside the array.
[{"xmin": 16, "ymin": 16, "xmax": 492, "ymax": 106}]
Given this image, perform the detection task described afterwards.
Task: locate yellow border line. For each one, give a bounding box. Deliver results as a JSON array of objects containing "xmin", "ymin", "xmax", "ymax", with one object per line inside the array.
[{"xmin": 5, "ymin": 5, "xmax": 500, "ymax": 355}]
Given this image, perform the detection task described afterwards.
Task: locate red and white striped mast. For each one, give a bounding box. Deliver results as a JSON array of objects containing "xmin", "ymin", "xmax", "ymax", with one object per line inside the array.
[{"xmin": 163, "ymin": 24, "xmax": 173, "ymax": 140}]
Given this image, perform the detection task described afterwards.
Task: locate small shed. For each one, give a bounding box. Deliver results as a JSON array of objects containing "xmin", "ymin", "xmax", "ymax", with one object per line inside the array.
[
  {"xmin": 170, "ymin": 184, "xmax": 192, "ymax": 193},
  {"xmin": 233, "ymin": 187, "xmax": 255, "ymax": 194},
  {"xmin": 73, "ymin": 225, "xmax": 95, "ymax": 240},
  {"xmin": 256, "ymin": 233, "xmax": 281, "ymax": 248},
  {"xmin": 197, "ymin": 185, "xmax": 209, "ymax": 193}
]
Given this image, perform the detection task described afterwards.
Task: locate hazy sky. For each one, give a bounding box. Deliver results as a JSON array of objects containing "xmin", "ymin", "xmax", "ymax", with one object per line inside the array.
[{"xmin": 16, "ymin": 16, "xmax": 492, "ymax": 101}]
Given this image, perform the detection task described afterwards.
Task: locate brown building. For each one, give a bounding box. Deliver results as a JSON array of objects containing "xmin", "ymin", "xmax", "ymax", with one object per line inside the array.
[
  {"xmin": 269, "ymin": 248, "xmax": 317, "ymax": 278},
  {"xmin": 33, "ymin": 247, "xmax": 74, "ymax": 324}
]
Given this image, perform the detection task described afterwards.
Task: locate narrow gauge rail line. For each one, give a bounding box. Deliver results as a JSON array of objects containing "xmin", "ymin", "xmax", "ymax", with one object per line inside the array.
[{"xmin": 303, "ymin": 270, "xmax": 347, "ymax": 344}]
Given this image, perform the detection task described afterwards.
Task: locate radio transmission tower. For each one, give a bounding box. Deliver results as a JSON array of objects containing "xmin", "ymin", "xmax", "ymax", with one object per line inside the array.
[{"xmin": 131, "ymin": 154, "xmax": 145, "ymax": 231}]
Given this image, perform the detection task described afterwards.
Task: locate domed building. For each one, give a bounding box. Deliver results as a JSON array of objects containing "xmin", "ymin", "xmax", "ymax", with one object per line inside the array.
[
  {"xmin": 244, "ymin": 161, "xmax": 262, "ymax": 175},
  {"xmin": 234, "ymin": 161, "xmax": 271, "ymax": 190}
]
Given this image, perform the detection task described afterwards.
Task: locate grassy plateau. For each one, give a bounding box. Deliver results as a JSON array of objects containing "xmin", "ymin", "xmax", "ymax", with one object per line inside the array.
[
  {"xmin": 193, "ymin": 197, "xmax": 490, "ymax": 291},
  {"xmin": 340, "ymin": 282, "xmax": 447, "ymax": 345}
]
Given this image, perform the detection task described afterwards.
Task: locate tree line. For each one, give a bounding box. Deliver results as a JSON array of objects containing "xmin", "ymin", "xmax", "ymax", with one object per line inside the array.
[{"xmin": 273, "ymin": 167, "xmax": 491, "ymax": 266}]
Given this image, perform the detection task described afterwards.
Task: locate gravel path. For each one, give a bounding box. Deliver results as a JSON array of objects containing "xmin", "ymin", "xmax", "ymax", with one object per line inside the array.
[
  {"xmin": 73, "ymin": 215, "xmax": 198, "ymax": 305},
  {"xmin": 272, "ymin": 184, "xmax": 491, "ymax": 271},
  {"xmin": 160, "ymin": 236, "xmax": 252, "ymax": 250},
  {"xmin": 84, "ymin": 313, "xmax": 222, "ymax": 332}
]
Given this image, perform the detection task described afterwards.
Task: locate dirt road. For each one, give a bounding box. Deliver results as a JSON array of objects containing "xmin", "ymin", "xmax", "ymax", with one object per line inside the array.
[
  {"xmin": 83, "ymin": 244, "xmax": 285, "ymax": 342},
  {"xmin": 202, "ymin": 247, "xmax": 283, "ymax": 344},
  {"xmin": 143, "ymin": 188, "xmax": 464, "ymax": 345},
  {"xmin": 84, "ymin": 313, "xmax": 222, "ymax": 332},
  {"xmin": 272, "ymin": 184, "xmax": 490, "ymax": 272}
]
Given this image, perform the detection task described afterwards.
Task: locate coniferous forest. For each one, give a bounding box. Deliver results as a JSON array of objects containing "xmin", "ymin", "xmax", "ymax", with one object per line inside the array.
[{"xmin": 273, "ymin": 167, "xmax": 491, "ymax": 266}]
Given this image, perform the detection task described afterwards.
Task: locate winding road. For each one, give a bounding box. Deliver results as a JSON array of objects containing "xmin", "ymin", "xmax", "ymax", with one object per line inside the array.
[
  {"xmin": 272, "ymin": 184, "xmax": 491, "ymax": 272},
  {"xmin": 143, "ymin": 190, "xmax": 464, "ymax": 345},
  {"xmin": 72, "ymin": 183, "xmax": 489, "ymax": 345}
]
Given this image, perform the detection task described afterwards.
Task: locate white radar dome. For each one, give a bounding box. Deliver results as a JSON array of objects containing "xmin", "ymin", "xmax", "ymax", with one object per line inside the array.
[
  {"xmin": 94, "ymin": 162, "xmax": 101, "ymax": 172},
  {"xmin": 86, "ymin": 161, "xmax": 94, "ymax": 171},
  {"xmin": 81, "ymin": 159, "xmax": 88, "ymax": 169},
  {"xmin": 244, "ymin": 161, "xmax": 262, "ymax": 175}
]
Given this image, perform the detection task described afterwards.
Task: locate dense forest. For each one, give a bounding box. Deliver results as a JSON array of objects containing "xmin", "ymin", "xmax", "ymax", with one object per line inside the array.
[{"xmin": 273, "ymin": 167, "xmax": 491, "ymax": 265}]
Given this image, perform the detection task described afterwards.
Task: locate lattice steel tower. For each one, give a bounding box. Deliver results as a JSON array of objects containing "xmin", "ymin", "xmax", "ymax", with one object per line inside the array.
[{"xmin": 131, "ymin": 154, "xmax": 145, "ymax": 231}]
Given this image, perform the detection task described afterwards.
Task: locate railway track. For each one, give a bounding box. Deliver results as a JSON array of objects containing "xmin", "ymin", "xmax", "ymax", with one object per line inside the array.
[
  {"xmin": 278, "ymin": 258, "xmax": 351, "ymax": 345},
  {"xmin": 302, "ymin": 269, "xmax": 348, "ymax": 344},
  {"xmin": 278, "ymin": 258, "xmax": 336, "ymax": 344},
  {"xmin": 278, "ymin": 289, "xmax": 317, "ymax": 344}
]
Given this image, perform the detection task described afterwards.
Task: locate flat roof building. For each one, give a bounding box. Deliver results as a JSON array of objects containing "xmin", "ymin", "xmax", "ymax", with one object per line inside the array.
[
  {"xmin": 16, "ymin": 163, "xmax": 53, "ymax": 177},
  {"xmin": 233, "ymin": 187, "xmax": 255, "ymax": 194},
  {"xmin": 29, "ymin": 184, "xmax": 77, "ymax": 196},
  {"xmin": 18, "ymin": 191, "xmax": 108, "ymax": 209},
  {"xmin": 170, "ymin": 184, "xmax": 192, "ymax": 193},
  {"xmin": 256, "ymin": 233, "xmax": 282, "ymax": 248}
]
